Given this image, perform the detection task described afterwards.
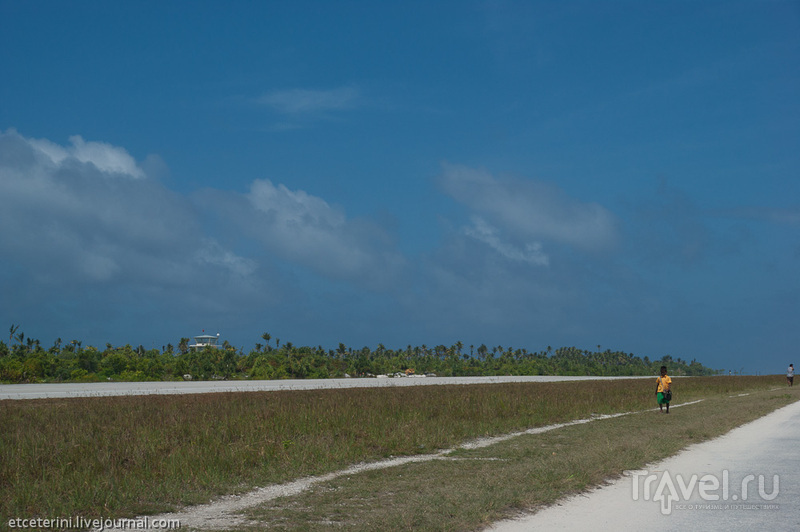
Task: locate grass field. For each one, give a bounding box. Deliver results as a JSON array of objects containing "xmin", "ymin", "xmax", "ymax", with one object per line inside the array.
[{"xmin": 1, "ymin": 376, "xmax": 797, "ymax": 531}]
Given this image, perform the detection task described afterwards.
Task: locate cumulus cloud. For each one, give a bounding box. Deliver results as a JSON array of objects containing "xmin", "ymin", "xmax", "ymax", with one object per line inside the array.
[
  {"xmin": 257, "ymin": 86, "xmax": 360, "ymax": 114},
  {"xmin": 438, "ymin": 163, "xmax": 619, "ymax": 257},
  {"xmin": 0, "ymin": 129, "xmax": 253, "ymax": 289},
  {"xmin": 0, "ymin": 125, "xmax": 408, "ymax": 342},
  {"xmin": 27, "ymin": 133, "xmax": 146, "ymax": 178},
  {"xmin": 241, "ymin": 179, "xmax": 403, "ymax": 284}
]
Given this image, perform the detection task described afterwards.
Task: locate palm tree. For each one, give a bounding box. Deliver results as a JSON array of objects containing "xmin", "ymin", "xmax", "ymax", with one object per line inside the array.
[
  {"xmin": 49, "ymin": 337, "xmax": 62, "ymax": 355},
  {"xmin": 477, "ymin": 344, "xmax": 488, "ymax": 362},
  {"xmin": 9, "ymin": 324, "xmax": 20, "ymax": 343}
]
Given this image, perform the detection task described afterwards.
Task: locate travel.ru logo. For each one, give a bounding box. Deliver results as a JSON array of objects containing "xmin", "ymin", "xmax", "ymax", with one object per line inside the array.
[{"xmin": 627, "ymin": 469, "xmax": 779, "ymax": 515}]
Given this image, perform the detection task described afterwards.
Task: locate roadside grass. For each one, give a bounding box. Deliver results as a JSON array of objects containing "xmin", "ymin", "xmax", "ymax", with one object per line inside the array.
[
  {"xmin": 0, "ymin": 376, "xmax": 790, "ymax": 530},
  {"xmin": 240, "ymin": 385, "xmax": 800, "ymax": 531}
]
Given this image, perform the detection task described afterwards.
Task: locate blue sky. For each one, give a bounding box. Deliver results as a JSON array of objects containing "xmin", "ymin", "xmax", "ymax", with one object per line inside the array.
[{"xmin": 1, "ymin": 1, "xmax": 798, "ymax": 374}]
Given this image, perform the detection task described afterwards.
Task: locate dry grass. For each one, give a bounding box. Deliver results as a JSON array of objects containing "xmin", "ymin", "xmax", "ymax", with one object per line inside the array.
[{"xmin": 0, "ymin": 376, "xmax": 792, "ymax": 531}]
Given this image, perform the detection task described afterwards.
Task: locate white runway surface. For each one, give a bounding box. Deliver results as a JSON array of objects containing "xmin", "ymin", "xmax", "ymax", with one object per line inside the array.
[
  {"xmin": 488, "ymin": 399, "xmax": 800, "ymax": 532},
  {"xmin": 0, "ymin": 375, "xmax": 647, "ymax": 400}
]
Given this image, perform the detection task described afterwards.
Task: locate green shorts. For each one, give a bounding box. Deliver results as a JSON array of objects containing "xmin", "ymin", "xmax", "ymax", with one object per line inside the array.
[{"xmin": 657, "ymin": 392, "xmax": 670, "ymax": 405}]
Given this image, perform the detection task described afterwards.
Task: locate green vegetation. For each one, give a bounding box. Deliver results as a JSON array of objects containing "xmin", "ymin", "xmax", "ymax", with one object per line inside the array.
[
  {"xmin": 1, "ymin": 326, "xmax": 719, "ymax": 383},
  {"xmin": 1, "ymin": 375, "xmax": 791, "ymax": 531}
]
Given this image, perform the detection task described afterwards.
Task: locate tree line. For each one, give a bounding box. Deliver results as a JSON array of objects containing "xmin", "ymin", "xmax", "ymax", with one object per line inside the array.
[{"xmin": 0, "ymin": 326, "xmax": 720, "ymax": 384}]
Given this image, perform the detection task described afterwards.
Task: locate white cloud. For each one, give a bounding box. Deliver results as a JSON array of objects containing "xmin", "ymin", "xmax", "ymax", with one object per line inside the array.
[
  {"xmin": 0, "ymin": 127, "xmax": 407, "ymax": 340},
  {"xmin": 0, "ymin": 130, "xmax": 252, "ymax": 291},
  {"xmin": 257, "ymin": 87, "xmax": 360, "ymax": 114},
  {"xmin": 244, "ymin": 179, "xmax": 400, "ymax": 283},
  {"xmin": 249, "ymin": 179, "xmax": 346, "ymax": 229},
  {"xmin": 439, "ymin": 163, "xmax": 619, "ymax": 253},
  {"xmin": 28, "ymin": 133, "xmax": 145, "ymax": 178},
  {"xmin": 194, "ymin": 239, "xmax": 257, "ymax": 278},
  {"xmin": 465, "ymin": 216, "xmax": 549, "ymax": 265}
]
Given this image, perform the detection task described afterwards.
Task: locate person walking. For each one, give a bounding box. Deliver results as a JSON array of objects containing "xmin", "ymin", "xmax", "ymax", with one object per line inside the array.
[
  {"xmin": 788, "ymin": 364, "xmax": 794, "ymax": 386},
  {"xmin": 656, "ymin": 365, "xmax": 672, "ymax": 413}
]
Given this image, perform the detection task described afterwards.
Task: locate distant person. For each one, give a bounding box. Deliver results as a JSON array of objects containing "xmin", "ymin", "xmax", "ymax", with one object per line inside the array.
[
  {"xmin": 788, "ymin": 364, "xmax": 794, "ymax": 387},
  {"xmin": 656, "ymin": 366, "xmax": 672, "ymax": 413}
]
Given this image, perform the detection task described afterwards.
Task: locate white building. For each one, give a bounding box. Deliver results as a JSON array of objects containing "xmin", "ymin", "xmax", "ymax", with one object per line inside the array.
[{"xmin": 189, "ymin": 333, "xmax": 220, "ymax": 351}]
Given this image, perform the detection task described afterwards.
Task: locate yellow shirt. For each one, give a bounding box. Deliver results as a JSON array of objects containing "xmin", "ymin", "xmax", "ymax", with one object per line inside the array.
[{"xmin": 657, "ymin": 375, "xmax": 672, "ymax": 392}]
